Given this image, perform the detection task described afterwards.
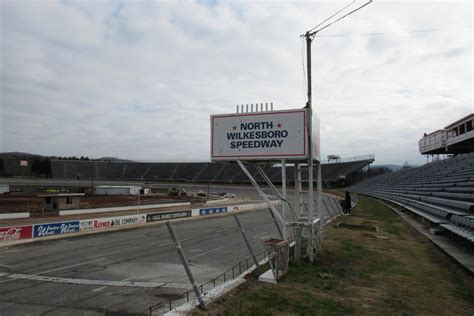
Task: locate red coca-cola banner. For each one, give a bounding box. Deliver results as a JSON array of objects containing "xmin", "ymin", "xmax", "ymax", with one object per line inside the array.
[{"xmin": 0, "ymin": 225, "xmax": 33, "ymax": 241}]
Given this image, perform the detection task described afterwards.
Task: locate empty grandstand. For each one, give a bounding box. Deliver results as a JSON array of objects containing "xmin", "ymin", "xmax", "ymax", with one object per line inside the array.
[
  {"xmin": 350, "ymin": 153, "xmax": 474, "ymax": 244},
  {"xmin": 419, "ymin": 113, "xmax": 474, "ymax": 156},
  {"xmin": 317, "ymin": 154, "xmax": 375, "ymax": 187},
  {"xmin": 50, "ymin": 155, "xmax": 374, "ymax": 187}
]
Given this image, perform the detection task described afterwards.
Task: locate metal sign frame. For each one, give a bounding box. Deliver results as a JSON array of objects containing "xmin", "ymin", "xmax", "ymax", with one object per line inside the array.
[{"xmin": 211, "ymin": 104, "xmax": 322, "ymax": 262}]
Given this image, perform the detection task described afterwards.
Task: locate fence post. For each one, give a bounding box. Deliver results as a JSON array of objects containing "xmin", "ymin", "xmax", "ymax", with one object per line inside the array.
[
  {"xmin": 233, "ymin": 214, "xmax": 262, "ymax": 272},
  {"xmin": 166, "ymin": 222, "xmax": 207, "ymax": 309}
]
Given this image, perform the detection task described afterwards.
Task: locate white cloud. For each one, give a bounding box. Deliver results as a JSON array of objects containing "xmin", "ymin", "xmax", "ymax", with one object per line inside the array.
[{"xmin": 0, "ymin": 0, "xmax": 472, "ymax": 165}]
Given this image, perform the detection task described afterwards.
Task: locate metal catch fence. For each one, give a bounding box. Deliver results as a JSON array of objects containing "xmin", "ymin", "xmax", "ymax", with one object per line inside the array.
[{"xmin": 148, "ymin": 252, "xmax": 266, "ymax": 315}]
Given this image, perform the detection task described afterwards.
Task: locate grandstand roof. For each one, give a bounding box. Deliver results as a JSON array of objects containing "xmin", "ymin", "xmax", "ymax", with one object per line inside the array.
[{"xmin": 445, "ymin": 113, "xmax": 474, "ymax": 129}]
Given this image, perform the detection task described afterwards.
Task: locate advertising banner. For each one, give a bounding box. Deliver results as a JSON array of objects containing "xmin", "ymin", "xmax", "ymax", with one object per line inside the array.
[
  {"xmin": 80, "ymin": 219, "xmax": 94, "ymax": 231},
  {"xmin": 231, "ymin": 205, "xmax": 240, "ymax": 212},
  {"xmin": 199, "ymin": 206, "xmax": 228, "ymax": 216},
  {"xmin": 211, "ymin": 109, "xmax": 307, "ymax": 161},
  {"xmin": 92, "ymin": 214, "xmax": 146, "ymax": 230},
  {"xmin": 33, "ymin": 221, "xmax": 80, "ymax": 238},
  {"xmin": 146, "ymin": 210, "xmax": 192, "ymax": 222},
  {"xmin": 0, "ymin": 225, "xmax": 33, "ymax": 241}
]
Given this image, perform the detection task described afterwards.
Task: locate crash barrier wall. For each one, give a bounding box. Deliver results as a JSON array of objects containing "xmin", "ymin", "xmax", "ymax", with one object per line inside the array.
[
  {"xmin": 0, "ymin": 201, "xmax": 280, "ymax": 243},
  {"xmin": 0, "ymin": 212, "xmax": 30, "ymax": 220},
  {"xmin": 0, "ymin": 203, "xmax": 193, "ymax": 220},
  {"xmin": 58, "ymin": 202, "xmax": 191, "ymax": 216}
]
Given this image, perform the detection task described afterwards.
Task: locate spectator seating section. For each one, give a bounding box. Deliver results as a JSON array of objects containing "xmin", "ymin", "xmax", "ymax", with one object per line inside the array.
[
  {"xmin": 50, "ymin": 159, "xmax": 373, "ymax": 185},
  {"xmin": 172, "ymin": 163, "xmax": 207, "ymax": 182},
  {"xmin": 349, "ymin": 153, "xmax": 474, "ymax": 243},
  {"xmin": 321, "ymin": 160, "xmax": 371, "ymax": 182}
]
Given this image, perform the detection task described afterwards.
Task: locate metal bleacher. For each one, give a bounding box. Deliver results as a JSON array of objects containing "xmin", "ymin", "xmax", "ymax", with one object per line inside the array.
[
  {"xmin": 321, "ymin": 160, "xmax": 371, "ymax": 182},
  {"xmin": 51, "ymin": 158, "xmax": 372, "ymax": 186},
  {"xmin": 172, "ymin": 163, "xmax": 207, "ymax": 182},
  {"xmin": 145, "ymin": 163, "xmax": 177, "ymax": 181},
  {"xmin": 350, "ymin": 153, "xmax": 474, "ymax": 244}
]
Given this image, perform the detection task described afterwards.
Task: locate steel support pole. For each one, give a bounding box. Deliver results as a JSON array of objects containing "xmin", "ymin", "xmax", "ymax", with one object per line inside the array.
[
  {"xmin": 233, "ymin": 215, "xmax": 262, "ymax": 273},
  {"xmin": 317, "ymin": 162, "xmax": 323, "ymax": 220},
  {"xmin": 294, "ymin": 162, "xmax": 301, "ymax": 218},
  {"xmin": 236, "ymin": 160, "xmax": 287, "ymax": 240},
  {"xmin": 255, "ymin": 164, "xmax": 294, "ymax": 219},
  {"xmin": 281, "ymin": 159, "xmax": 287, "ymax": 218},
  {"xmin": 306, "ymin": 32, "xmax": 315, "ymax": 223},
  {"xmin": 166, "ymin": 222, "xmax": 206, "ymax": 309}
]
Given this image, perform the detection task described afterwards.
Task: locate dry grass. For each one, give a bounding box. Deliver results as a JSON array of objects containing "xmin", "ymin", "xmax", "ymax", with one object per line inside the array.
[{"xmin": 193, "ymin": 196, "xmax": 474, "ymax": 315}]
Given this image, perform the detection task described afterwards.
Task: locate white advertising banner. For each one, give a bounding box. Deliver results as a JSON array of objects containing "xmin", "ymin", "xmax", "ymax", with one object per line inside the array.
[
  {"xmin": 211, "ymin": 109, "xmax": 308, "ymax": 161},
  {"xmin": 91, "ymin": 214, "xmax": 146, "ymax": 230}
]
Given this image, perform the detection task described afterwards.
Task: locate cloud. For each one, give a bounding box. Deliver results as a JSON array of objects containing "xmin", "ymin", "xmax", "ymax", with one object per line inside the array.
[{"xmin": 0, "ymin": 0, "xmax": 472, "ymax": 165}]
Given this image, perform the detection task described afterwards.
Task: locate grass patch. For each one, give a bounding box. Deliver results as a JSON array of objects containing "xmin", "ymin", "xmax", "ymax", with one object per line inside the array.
[{"xmin": 193, "ymin": 196, "xmax": 474, "ymax": 315}]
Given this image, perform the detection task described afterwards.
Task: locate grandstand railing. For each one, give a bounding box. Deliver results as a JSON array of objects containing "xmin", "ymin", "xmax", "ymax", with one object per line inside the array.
[{"xmin": 322, "ymin": 154, "xmax": 375, "ymax": 164}]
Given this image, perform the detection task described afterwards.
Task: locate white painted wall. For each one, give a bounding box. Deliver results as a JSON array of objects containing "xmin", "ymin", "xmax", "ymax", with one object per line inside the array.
[{"xmin": 0, "ymin": 185, "xmax": 9, "ymax": 194}]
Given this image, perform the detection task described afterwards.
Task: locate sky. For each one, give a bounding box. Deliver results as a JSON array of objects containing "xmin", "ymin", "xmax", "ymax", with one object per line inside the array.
[{"xmin": 0, "ymin": 0, "xmax": 472, "ymax": 165}]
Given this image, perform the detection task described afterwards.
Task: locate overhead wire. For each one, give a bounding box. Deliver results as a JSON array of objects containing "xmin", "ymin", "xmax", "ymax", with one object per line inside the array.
[
  {"xmin": 314, "ymin": 26, "xmax": 474, "ymax": 37},
  {"xmin": 310, "ymin": 0, "xmax": 373, "ymax": 36},
  {"xmin": 307, "ymin": 0, "xmax": 356, "ymax": 34},
  {"xmin": 301, "ymin": 0, "xmax": 371, "ymax": 100}
]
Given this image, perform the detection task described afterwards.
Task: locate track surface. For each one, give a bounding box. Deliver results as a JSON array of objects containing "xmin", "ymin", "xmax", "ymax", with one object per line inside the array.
[
  {"xmin": 0, "ymin": 210, "xmax": 282, "ymax": 315},
  {"xmin": 0, "ymin": 181, "xmax": 339, "ymax": 315}
]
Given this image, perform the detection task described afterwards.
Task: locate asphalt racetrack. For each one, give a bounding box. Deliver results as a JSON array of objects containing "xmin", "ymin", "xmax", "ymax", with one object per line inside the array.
[{"xmin": 0, "ymin": 182, "xmax": 339, "ymax": 315}]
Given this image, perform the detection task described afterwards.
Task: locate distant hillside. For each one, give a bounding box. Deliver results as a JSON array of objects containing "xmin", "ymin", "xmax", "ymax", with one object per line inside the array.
[
  {"xmin": 372, "ymin": 164, "xmax": 421, "ymax": 172},
  {"xmin": 0, "ymin": 152, "xmax": 48, "ymax": 177},
  {"xmin": 373, "ymin": 164, "xmax": 402, "ymax": 172},
  {"xmin": 0, "ymin": 152, "xmax": 137, "ymax": 178},
  {"xmin": 94, "ymin": 157, "xmax": 132, "ymax": 162}
]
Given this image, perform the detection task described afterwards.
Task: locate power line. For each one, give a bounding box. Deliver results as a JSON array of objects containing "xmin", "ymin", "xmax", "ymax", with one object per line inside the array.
[
  {"xmin": 315, "ymin": 26, "xmax": 473, "ymax": 37},
  {"xmin": 310, "ymin": 0, "xmax": 373, "ymax": 36},
  {"xmin": 307, "ymin": 0, "xmax": 356, "ymax": 34}
]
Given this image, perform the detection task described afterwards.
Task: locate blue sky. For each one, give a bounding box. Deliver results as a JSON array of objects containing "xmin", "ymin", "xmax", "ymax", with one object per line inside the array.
[{"xmin": 0, "ymin": 0, "xmax": 472, "ymax": 165}]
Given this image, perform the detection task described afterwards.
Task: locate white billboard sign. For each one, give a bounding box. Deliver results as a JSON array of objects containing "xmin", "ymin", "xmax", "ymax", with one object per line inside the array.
[{"xmin": 211, "ymin": 109, "xmax": 308, "ymax": 161}]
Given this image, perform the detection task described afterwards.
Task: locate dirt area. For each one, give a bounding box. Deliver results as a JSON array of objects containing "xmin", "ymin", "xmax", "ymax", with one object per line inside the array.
[
  {"xmin": 0, "ymin": 193, "xmax": 42, "ymax": 213},
  {"xmin": 0, "ymin": 192, "xmax": 196, "ymax": 215},
  {"xmin": 193, "ymin": 196, "xmax": 474, "ymax": 315}
]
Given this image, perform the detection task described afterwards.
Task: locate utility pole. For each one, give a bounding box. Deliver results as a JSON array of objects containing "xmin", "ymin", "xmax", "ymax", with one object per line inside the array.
[
  {"xmin": 302, "ymin": 0, "xmax": 372, "ymax": 223},
  {"xmin": 305, "ymin": 31, "xmax": 315, "ymax": 223}
]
